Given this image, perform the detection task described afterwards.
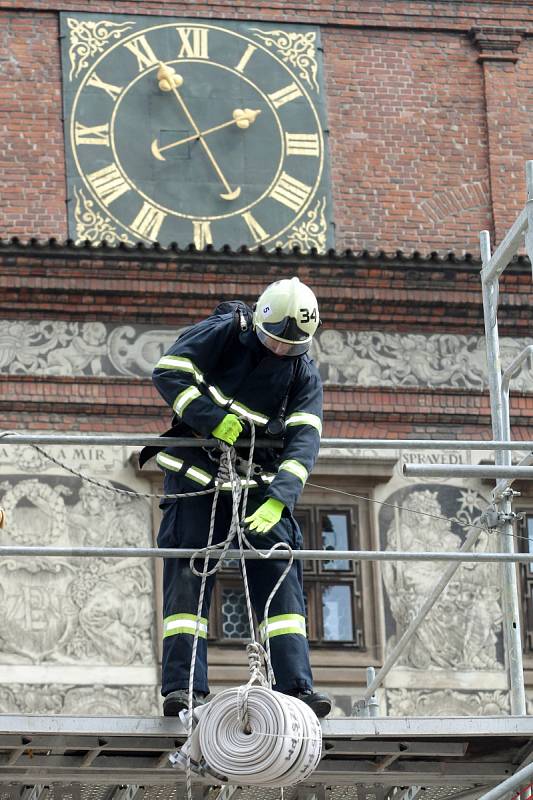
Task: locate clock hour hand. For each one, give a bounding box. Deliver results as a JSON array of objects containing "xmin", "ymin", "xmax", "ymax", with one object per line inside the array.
[
  {"xmin": 157, "ymin": 63, "xmax": 242, "ymax": 201},
  {"xmin": 151, "ymin": 109, "xmax": 261, "ymax": 161}
]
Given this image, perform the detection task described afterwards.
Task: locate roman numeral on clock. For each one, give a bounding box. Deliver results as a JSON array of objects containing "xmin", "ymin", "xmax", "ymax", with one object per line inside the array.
[
  {"xmin": 242, "ymin": 211, "xmax": 268, "ymax": 243},
  {"xmin": 285, "ymin": 133, "xmax": 320, "ymax": 157},
  {"xmin": 268, "ymin": 82, "xmax": 303, "ymax": 109},
  {"xmin": 74, "ymin": 122, "xmax": 110, "ymax": 146},
  {"xmin": 131, "ymin": 203, "xmax": 166, "ymax": 241},
  {"xmin": 269, "ymin": 172, "xmax": 311, "ymax": 212},
  {"xmin": 86, "ymin": 72, "xmax": 123, "ymax": 100},
  {"xmin": 123, "ymin": 35, "xmax": 159, "ymax": 71},
  {"xmin": 177, "ymin": 27, "xmax": 209, "ymax": 59},
  {"xmin": 193, "ymin": 220, "xmax": 212, "ymax": 249},
  {"xmin": 87, "ymin": 164, "xmax": 130, "ymax": 206},
  {"xmin": 235, "ymin": 44, "xmax": 256, "ymax": 73}
]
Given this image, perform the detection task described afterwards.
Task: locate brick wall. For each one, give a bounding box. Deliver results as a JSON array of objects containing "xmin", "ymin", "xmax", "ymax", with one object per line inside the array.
[
  {"xmin": 1, "ymin": 2, "xmax": 532, "ymax": 253},
  {"xmin": 1, "ymin": 244, "xmax": 531, "ymax": 440}
]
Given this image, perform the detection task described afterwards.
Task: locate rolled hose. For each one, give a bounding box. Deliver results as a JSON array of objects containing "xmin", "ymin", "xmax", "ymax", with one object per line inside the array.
[{"xmin": 170, "ymin": 685, "xmax": 322, "ymax": 786}]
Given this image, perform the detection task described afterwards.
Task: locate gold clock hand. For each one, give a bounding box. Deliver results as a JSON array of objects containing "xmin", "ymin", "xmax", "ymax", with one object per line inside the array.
[
  {"xmin": 151, "ymin": 109, "xmax": 261, "ymax": 161},
  {"xmin": 158, "ymin": 62, "xmax": 242, "ymax": 201}
]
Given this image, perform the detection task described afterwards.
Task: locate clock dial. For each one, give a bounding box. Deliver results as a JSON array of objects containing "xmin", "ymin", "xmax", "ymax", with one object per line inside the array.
[{"xmin": 63, "ymin": 17, "xmax": 333, "ymax": 251}]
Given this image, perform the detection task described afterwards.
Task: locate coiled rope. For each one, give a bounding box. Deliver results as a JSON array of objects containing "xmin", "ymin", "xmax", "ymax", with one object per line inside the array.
[{"xmin": 170, "ymin": 424, "xmax": 323, "ymax": 796}]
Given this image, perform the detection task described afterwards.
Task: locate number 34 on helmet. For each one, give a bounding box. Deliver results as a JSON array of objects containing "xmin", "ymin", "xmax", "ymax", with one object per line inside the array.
[{"xmin": 253, "ymin": 277, "xmax": 320, "ymax": 357}]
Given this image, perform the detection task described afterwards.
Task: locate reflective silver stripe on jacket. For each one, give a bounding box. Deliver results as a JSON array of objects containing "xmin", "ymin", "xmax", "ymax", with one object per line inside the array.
[
  {"xmin": 173, "ymin": 386, "xmax": 202, "ymax": 416},
  {"xmin": 285, "ymin": 411, "xmax": 322, "ymax": 435},
  {"xmin": 156, "ymin": 452, "xmax": 274, "ymax": 489},
  {"xmin": 279, "ymin": 459, "xmax": 309, "ymax": 485},
  {"xmin": 207, "ymin": 383, "xmax": 269, "ymax": 426},
  {"xmin": 156, "ymin": 355, "xmax": 204, "ymax": 384}
]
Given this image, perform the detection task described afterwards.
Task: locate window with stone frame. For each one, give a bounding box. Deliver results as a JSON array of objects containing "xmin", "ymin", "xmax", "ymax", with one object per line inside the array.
[
  {"xmin": 208, "ymin": 505, "xmax": 364, "ymax": 647},
  {"xmin": 519, "ymin": 512, "xmax": 533, "ymax": 652}
]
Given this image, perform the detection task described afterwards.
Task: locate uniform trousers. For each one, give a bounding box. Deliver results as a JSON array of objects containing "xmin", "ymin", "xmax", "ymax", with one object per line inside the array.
[{"xmin": 157, "ymin": 478, "xmax": 314, "ymax": 697}]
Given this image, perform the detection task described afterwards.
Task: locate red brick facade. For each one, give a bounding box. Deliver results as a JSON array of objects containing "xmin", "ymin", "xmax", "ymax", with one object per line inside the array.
[
  {"xmin": 1, "ymin": 1, "xmax": 533, "ymax": 254},
  {"xmin": 0, "ymin": 242, "xmax": 531, "ymax": 440},
  {"xmin": 1, "ymin": 1, "xmax": 532, "ymax": 442}
]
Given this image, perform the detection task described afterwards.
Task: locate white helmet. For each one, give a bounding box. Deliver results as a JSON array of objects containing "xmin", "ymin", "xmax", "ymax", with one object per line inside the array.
[{"xmin": 253, "ymin": 277, "xmax": 320, "ymax": 357}]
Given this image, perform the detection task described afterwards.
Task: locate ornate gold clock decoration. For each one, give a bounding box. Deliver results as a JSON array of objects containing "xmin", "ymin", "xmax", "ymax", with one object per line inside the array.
[{"xmin": 61, "ymin": 15, "xmax": 333, "ymax": 252}]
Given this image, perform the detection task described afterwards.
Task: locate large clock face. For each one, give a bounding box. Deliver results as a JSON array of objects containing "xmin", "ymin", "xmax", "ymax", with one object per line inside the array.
[{"xmin": 62, "ymin": 16, "xmax": 333, "ymax": 251}]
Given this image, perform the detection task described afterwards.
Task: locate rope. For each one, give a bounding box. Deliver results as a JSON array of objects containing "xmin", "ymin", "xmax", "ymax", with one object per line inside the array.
[{"xmin": 171, "ymin": 424, "xmax": 322, "ymax": 795}]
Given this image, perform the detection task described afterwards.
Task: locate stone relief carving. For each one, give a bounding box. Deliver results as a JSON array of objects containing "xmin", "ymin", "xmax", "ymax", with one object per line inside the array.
[
  {"xmin": 380, "ymin": 486, "xmax": 503, "ymax": 670},
  {"xmin": 2, "ymin": 320, "xmax": 532, "ymax": 391},
  {"xmin": 0, "ymin": 683, "xmax": 159, "ymax": 715},
  {"xmin": 0, "ymin": 475, "xmax": 155, "ymax": 666},
  {"xmin": 387, "ymin": 688, "xmax": 509, "ymax": 717}
]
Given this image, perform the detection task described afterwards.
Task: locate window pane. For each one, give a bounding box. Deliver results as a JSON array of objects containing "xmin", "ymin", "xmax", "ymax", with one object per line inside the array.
[
  {"xmin": 221, "ymin": 587, "xmax": 250, "ymax": 639},
  {"xmin": 322, "ymin": 585, "xmax": 354, "ymax": 641},
  {"xmin": 321, "ymin": 512, "xmax": 350, "ymax": 570}
]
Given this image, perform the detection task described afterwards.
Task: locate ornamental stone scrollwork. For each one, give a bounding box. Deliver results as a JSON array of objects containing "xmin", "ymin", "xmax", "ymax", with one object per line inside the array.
[
  {"xmin": 277, "ymin": 197, "xmax": 327, "ymax": 253},
  {"xmin": 0, "ymin": 683, "xmax": 158, "ymax": 715},
  {"xmin": 107, "ymin": 325, "xmax": 178, "ymax": 377},
  {"xmin": 1, "ymin": 320, "xmax": 533, "ymax": 391},
  {"xmin": 67, "ymin": 17, "xmax": 135, "ymax": 80},
  {"xmin": 0, "ymin": 320, "xmax": 112, "ymax": 377},
  {"xmin": 387, "ymin": 688, "xmax": 509, "ymax": 717},
  {"xmin": 0, "ymin": 475, "xmax": 155, "ymax": 666},
  {"xmin": 249, "ymin": 28, "xmax": 319, "ymax": 92},
  {"xmin": 74, "ymin": 186, "xmax": 133, "ymax": 245},
  {"xmin": 312, "ymin": 330, "xmax": 487, "ymax": 389},
  {"xmin": 380, "ymin": 486, "xmax": 503, "ymax": 671}
]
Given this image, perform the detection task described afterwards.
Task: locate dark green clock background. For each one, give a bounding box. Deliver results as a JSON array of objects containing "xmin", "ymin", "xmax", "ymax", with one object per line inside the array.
[{"xmin": 61, "ymin": 15, "xmax": 334, "ymax": 251}]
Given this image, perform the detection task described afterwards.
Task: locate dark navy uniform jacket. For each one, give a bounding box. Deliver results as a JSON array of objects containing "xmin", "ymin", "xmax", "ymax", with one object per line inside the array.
[{"xmin": 152, "ymin": 312, "xmax": 323, "ymax": 512}]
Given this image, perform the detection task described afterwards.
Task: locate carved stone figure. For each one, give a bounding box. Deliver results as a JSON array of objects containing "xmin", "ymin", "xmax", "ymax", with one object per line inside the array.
[
  {"xmin": 380, "ymin": 486, "xmax": 503, "ymax": 670},
  {"xmin": 0, "ymin": 475, "xmax": 155, "ymax": 666}
]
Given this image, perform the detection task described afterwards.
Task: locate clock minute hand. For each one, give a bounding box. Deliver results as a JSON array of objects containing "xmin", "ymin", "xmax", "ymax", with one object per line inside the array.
[{"xmin": 160, "ymin": 63, "xmax": 241, "ymax": 201}]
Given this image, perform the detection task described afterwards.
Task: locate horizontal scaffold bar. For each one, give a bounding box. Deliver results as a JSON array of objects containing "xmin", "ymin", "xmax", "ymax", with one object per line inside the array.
[
  {"xmin": 1, "ymin": 434, "xmax": 533, "ymax": 450},
  {"xmin": 404, "ymin": 464, "xmax": 533, "ymax": 478},
  {"xmin": 2, "ymin": 546, "xmax": 533, "ymax": 563}
]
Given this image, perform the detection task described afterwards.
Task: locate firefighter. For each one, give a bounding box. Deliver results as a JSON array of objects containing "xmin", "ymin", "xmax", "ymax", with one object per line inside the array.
[{"xmin": 150, "ymin": 277, "xmax": 332, "ymax": 719}]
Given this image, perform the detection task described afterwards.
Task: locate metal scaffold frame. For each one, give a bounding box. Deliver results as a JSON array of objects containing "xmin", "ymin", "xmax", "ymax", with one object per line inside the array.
[{"xmin": 1, "ymin": 163, "xmax": 533, "ymax": 798}]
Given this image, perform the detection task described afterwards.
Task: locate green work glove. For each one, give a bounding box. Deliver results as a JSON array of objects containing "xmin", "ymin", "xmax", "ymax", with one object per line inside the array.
[
  {"xmin": 245, "ymin": 498, "xmax": 285, "ymax": 534},
  {"xmin": 211, "ymin": 413, "xmax": 243, "ymax": 446}
]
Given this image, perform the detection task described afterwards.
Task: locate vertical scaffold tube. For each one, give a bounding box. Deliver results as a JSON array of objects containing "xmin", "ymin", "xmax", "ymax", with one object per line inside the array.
[{"xmin": 480, "ymin": 229, "xmax": 526, "ymax": 716}]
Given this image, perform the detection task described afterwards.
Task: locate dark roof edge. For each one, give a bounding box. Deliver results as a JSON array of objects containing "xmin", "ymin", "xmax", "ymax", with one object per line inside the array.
[{"xmin": 1, "ymin": 236, "xmax": 531, "ymax": 272}]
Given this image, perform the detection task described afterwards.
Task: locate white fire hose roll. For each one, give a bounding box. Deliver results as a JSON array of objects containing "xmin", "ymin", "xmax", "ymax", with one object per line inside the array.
[{"xmin": 171, "ymin": 685, "xmax": 323, "ymax": 786}]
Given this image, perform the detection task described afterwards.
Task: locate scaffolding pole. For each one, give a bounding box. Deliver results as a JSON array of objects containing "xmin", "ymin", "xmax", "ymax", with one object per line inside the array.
[
  {"xmin": 403, "ymin": 464, "xmax": 533, "ymax": 478},
  {"xmin": 3, "ymin": 545, "xmax": 533, "ymax": 563},
  {"xmin": 1, "ymin": 434, "xmax": 533, "ymax": 450},
  {"xmin": 476, "ymin": 758, "xmax": 533, "ymax": 800},
  {"xmin": 478, "ymin": 162, "xmax": 533, "ymax": 717}
]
